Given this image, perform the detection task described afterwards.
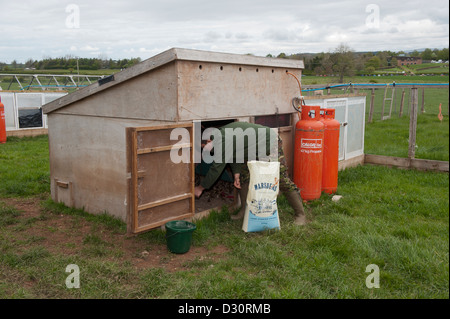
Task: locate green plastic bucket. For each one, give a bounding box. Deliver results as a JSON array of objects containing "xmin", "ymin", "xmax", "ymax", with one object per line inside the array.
[{"xmin": 165, "ymin": 220, "xmax": 197, "ymax": 254}]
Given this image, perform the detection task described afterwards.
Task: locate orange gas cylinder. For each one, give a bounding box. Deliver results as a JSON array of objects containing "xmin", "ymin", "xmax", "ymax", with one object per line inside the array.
[
  {"xmin": 0, "ymin": 96, "xmax": 6, "ymax": 144},
  {"xmin": 320, "ymin": 108, "xmax": 340, "ymax": 194},
  {"xmin": 293, "ymin": 105, "xmax": 324, "ymax": 201}
]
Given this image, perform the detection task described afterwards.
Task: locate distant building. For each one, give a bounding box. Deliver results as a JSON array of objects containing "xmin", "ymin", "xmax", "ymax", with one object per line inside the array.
[{"xmin": 394, "ymin": 56, "xmax": 422, "ymax": 66}]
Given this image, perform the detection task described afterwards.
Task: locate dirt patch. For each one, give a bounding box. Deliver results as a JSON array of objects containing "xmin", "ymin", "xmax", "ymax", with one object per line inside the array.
[
  {"xmin": 1, "ymin": 196, "xmax": 229, "ymax": 273},
  {"xmin": 2, "ymin": 197, "xmax": 40, "ymax": 219},
  {"xmin": 132, "ymin": 244, "xmax": 230, "ymax": 272},
  {"xmin": 195, "ymin": 178, "xmax": 237, "ymax": 213}
]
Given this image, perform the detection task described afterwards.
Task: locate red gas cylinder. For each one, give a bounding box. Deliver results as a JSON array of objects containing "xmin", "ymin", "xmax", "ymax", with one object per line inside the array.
[
  {"xmin": 293, "ymin": 105, "xmax": 324, "ymax": 201},
  {"xmin": 320, "ymin": 108, "xmax": 340, "ymax": 194},
  {"xmin": 0, "ymin": 96, "xmax": 6, "ymax": 144}
]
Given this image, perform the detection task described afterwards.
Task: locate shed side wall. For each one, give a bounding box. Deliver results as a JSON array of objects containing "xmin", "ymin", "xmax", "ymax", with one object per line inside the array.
[{"xmin": 48, "ymin": 113, "xmax": 163, "ymax": 221}]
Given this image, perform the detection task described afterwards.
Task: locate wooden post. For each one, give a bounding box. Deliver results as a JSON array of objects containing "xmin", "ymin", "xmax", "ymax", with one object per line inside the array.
[
  {"xmin": 408, "ymin": 88, "xmax": 419, "ymax": 159},
  {"xmin": 368, "ymin": 88, "xmax": 375, "ymax": 123},
  {"xmin": 399, "ymin": 89, "xmax": 405, "ymax": 117},
  {"xmin": 421, "ymin": 88, "xmax": 425, "ymax": 113}
]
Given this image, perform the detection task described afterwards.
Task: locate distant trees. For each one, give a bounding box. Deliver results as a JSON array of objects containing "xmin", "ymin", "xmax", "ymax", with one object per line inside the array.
[
  {"xmin": 421, "ymin": 48, "xmax": 434, "ymax": 60},
  {"xmin": 390, "ymin": 57, "xmax": 398, "ymax": 67},
  {"xmin": 331, "ymin": 44, "xmax": 355, "ymax": 83},
  {"xmin": 311, "ymin": 53, "xmax": 333, "ymax": 76},
  {"xmin": 406, "ymin": 48, "xmax": 448, "ymax": 61},
  {"xmin": 437, "ymin": 48, "xmax": 449, "ymax": 60},
  {"xmin": 269, "ymin": 45, "xmax": 449, "ymax": 79},
  {"xmin": 24, "ymin": 59, "xmax": 35, "ymax": 68},
  {"xmin": 291, "ymin": 44, "xmax": 355, "ymax": 82},
  {"xmin": 0, "ymin": 56, "xmax": 142, "ymax": 71},
  {"xmin": 365, "ymin": 56, "xmax": 381, "ymax": 70},
  {"xmin": 2, "ymin": 47, "xmax": 448, "ymax": 74},
  {"xmin": 32, "ymin": 56, "xmax": 141, "ymax": 70}
]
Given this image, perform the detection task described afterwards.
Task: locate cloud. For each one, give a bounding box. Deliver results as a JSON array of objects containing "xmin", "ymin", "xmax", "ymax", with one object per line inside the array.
[
  {"xmin": 0, "ymin": 0, "xmax": 448, "ymax": 62},
  {"xmin": 80, "ymin": 45, "xmax": 100, "ymax": 52},
  {"xmin": 235, "ymin": 32, "xmax": 250, "ymax": 40},
  {"xmin": 203, "ymin": 31, "xmax": 223, "ymax": 43}
]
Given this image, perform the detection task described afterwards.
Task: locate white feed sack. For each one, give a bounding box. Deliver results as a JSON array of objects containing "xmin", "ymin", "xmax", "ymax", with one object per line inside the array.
[{"xmin": 242, "ymin": 161, "xmax": 281, "ymax": 232}]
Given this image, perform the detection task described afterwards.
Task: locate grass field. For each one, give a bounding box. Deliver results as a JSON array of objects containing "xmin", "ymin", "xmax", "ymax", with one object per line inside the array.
[
  {"xmin": 365, "ymin": 114, "xmax": 449, "ymax": 161},
  {"xmin": 0, "ymin": 136, "xmax": 448, "ymax": 299},
  {"xmin": 361, "ymin": 86, "xmax": 449, "ymax": 161},
  {"xmin": 301, "ymin": 74, "xmax": 449, "ymax": 85},
  {"xmin": 376, "ymin": 63, "xmax": 449, "ymax": 75},
  {"xmin": 0, "ymin": 67, "xmax": 449, "ymax": 299}
]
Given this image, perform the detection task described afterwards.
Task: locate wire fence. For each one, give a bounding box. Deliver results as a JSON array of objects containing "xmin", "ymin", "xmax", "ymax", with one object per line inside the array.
[
  {"xmin": 302, "ymin": 83, "xmax": 449, "ymax": 119},
  {"xmin": 302, "ymin": 82, "xmax": 449, "ymax": 165}
]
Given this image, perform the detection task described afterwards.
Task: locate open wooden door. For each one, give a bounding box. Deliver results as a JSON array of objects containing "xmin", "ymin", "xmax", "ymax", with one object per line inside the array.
[{"xmin": 127, "ymin": 123, "xmax": 195, "ymax": 234}]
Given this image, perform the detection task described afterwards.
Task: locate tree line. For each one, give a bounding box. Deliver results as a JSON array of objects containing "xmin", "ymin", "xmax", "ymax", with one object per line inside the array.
[
  {"xmin": 268, "ymin": 46, "xmax": 449, "ymax": 82},
  {"xmin": 0, "ymin": 56, "xmax": 142, "ymax": 72},
  {"xmin": 1, "ymin": 46, "xmax": 448, "ymax": 82}
]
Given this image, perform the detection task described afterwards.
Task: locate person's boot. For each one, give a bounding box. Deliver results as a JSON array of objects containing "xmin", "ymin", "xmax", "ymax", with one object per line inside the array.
[
  {"xmin": 284, "ymin": 190, "xmax": 307, "ymax": 225},
  {"xmin": 231, "ymin": 182, "xmax": 249, "ymax": 220}
]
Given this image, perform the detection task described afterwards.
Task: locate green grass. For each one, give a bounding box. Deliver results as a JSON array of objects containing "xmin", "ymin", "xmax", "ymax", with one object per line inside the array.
[
  {"xmin": 363, "ymin": 87, "xmax": 449, "ymax": 116},
  {"xmin": 0, "ymin": 136, "xmax": 448, "ymax": 299},
  {"xmin": 0, "ymin": 72, "xmax": 447, "ymax": 300},
  {"xmin": 0, "ymin": 135, "xmax": 50, "ymax": 197},
  {"xmin": 374, "ymin": 63, "xmax": 449, "ymax": 75},
  {"xmin": 409, "ymin": 63, "xmax": 449, "ymax": 74},
  {"xmin": 0, "ymin": 203, "xmax": 20, "ymax": 227},
  {"xmin": 365, "ymin": 114, "xmax": 449, "ymax": 161},
  {"xmin": 361, "ymin": 85, "xmax": 449, "ymax": 161},
  {"xmin": 302, "ymin": 74, "xmax": 449, "ymax": 85},
  {"xmin": 42, "ymin": 199, "xmax": 126, "ymax": 234}
]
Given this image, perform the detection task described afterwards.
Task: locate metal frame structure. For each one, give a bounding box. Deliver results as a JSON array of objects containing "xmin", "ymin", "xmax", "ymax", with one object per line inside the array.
[{"xmin": 0, "ymin": 74, "xmax": 106, "ymax": 91}]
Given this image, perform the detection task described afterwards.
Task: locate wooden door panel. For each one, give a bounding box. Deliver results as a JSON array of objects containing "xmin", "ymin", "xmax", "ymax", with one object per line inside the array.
[{"xmin": 127, "ymin": 123, "xmax": 194, "ymax": 233}]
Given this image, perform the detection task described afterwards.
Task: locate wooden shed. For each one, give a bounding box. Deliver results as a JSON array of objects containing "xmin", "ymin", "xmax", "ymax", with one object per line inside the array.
[{"xmin": 42, "ymin": 48, "xmax": 306, "ymax": 234}]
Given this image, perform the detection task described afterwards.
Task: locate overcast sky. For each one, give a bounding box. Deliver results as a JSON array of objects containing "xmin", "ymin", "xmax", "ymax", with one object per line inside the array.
[{"xmin": 0, "ymin": 0, "xmax": 448, "ymax": 63}]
